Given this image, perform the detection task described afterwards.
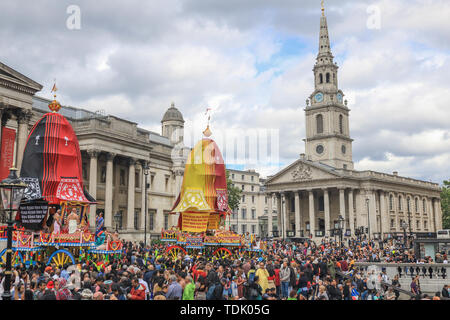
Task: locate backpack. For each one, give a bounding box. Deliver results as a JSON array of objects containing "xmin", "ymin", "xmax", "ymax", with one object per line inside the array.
[{"xmin": 248, "ymin": 270, "xmax": 256, "ymax": 283}]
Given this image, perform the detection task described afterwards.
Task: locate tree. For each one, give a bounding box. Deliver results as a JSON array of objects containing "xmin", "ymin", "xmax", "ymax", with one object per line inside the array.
[
  {"xmin": 441, "ymin": 180, "xmax": 450, "ymax": 229},
  {"xmin": 226, "ymin": 171, "xmax": 242, "ymax": 213}
]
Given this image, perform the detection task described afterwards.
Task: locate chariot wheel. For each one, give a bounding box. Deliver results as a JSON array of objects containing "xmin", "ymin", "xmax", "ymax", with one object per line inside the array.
[
  {"xmin": 165, "ymin": 245, "xmax": 187, "ymax": 261},
  {"xmin": 0, "ymin": 249, "xmax": 23, "ymax": 266},
  {"xmin": 213, "ymin": 247, "xmax": 232, "ymax": 260},
  {"xmin": 47, "ymin": 249, "xmax": 75, "ymax": 267}
]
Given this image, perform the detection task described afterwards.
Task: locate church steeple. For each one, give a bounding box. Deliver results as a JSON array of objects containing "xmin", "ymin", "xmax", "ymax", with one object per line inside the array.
[{"xmin": 303, "ymin": 2, "xmax": 354, "ymax": 170}]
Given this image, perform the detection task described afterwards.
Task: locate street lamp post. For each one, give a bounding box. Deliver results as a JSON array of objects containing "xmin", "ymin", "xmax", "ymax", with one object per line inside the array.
[
  {"xmin": 143, "ymin": 162, "xmax": 149, "ymax": 248},
  {"xmin": 366, "ymin": 198, "xmax": 371, "ymax": 241},
  {"xmin": 338, "ymin": 215, "xmax": 344, "ymax": 248},
  {"xmin": 0, "ymin": 168, "xmax": 27, "ymax": 301}
]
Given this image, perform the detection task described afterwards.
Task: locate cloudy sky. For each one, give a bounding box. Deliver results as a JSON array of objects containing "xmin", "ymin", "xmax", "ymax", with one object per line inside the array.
[{"xmin": 1, "ymin": 0, "xmax": 449, "ymax": 183}]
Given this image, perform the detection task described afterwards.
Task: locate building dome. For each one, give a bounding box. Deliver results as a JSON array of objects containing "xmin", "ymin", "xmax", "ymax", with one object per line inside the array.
[{"xmin": 162, "ymin": 102, "xmax": 184, "ymax": 123}]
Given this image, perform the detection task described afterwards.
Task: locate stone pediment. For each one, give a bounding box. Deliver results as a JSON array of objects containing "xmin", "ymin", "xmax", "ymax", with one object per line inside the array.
[
  {"xmin": 266, "ymin": 159, "xmax": 341, "ymax": 185},
  {"xmin": 0, "ymin": 61, "xmax": 43, "ymax": 95}
]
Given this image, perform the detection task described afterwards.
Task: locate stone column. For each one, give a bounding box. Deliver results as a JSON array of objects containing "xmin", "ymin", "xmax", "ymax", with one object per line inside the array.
[
  {"xmin": 434, "ymin": 198, "xmax": 442, "ymax": 231},
  {"xmin": 104, "ymin": 152, "xmax": 116, "ymax": 229},
  {"xmin": 355, "ymin": 190, "xmax": 364, "ymax": 230},
  {"xmin": 16, "ymin": 110, "xmax": 32, "ymax": 173},
  {"xmin": 428, "ymin": 198, "xmax": 434, "ymax": 232},
  {"xmin": 0, "ymin": 109, "xmax": 12, "ymax": 158},
  {"xmin": 294, "ymin": 192, "xmax": 301, "ymax": 237},
  {"xmin": 380, "ymin": 191, "xmax": 389, "ymax": 239},
  {"xmin": 367, "ymin": 190, "xmax": 377, "ymax": 237},
  {"xmin": 308, "ymin": 190, "xmax": 315, "ymax": 238},
  {"xmin": 140, "ymin": 161, "xmax": 148, "ymax": 231},
  {"xmin": 267, "ymin": 193, "xmax": 273, "ymax": 237},
  {"xmin": 339, "ymin": 188, "xmax": 346, "ymax": 230},
  {"xmin": 323, "ymin": 188, "xmax": 330, "ymax": 237},
  {"xmin": 348, "ymin": 189, "xmax": 355, "ymax": 236},
  {"xmin": 127, "ymin": 158, "xmax": 136, "ymax": 231},
  {"xmin": 87, "ymin": 149, "xmax": 99, "ymax": 231},
  {"xmin": 281, "ymin": 193, "xmax": 287, "ymax": 239},
  {"xmin": 276, "ymin": 193, "xmax": 282, "ymax": 236}
]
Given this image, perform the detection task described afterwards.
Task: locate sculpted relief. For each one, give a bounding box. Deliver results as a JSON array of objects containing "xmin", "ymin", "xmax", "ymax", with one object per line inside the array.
[{"xmin": 291, "ymin": 163, "xmax": 313, "ymax": 181}]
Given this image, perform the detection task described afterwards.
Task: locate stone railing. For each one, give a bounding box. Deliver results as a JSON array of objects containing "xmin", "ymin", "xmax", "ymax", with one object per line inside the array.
[{"xmin": 354, "ymin": 262, "xmax": 449, "ymax": 280}]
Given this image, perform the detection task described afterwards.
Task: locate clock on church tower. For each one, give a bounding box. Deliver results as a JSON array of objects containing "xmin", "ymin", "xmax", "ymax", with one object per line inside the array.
[{"xmin": 303, "ymin": 5, "xmax": 354, "ymax": 170}]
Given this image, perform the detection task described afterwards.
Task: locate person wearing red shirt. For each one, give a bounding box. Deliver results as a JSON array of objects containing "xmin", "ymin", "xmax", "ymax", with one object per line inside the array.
[
  {"xmin": 127, "ymin": 278, "xmax": 146, "ymax": 300},
  {"xmin": 274, "ymin": 264, "xmax": 281, "ymax": 298}
]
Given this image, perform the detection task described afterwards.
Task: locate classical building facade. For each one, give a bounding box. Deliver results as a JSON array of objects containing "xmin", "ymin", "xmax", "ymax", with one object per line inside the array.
[
  {"xmin": 264, "ymin": 8, "xmax": 443, "ymax": 241},
  {"xmin": 227, "ymin": 169, "xmax": 278, "ymax": 237},
  {"xmin": 0, "ymin": 62, "xmax": 188, "ymax": 241}
]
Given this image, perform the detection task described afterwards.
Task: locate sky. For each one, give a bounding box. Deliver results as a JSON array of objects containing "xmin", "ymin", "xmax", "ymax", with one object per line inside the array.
[{"xmin": 1, "ymin": 0, "xmax": 449, "ymax": 183}]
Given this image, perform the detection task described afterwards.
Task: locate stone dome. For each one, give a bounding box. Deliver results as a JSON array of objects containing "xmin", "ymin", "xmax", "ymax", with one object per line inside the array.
[{"xmin": 162, "ymin": 102, "xmax": 184, "ymax": 123}]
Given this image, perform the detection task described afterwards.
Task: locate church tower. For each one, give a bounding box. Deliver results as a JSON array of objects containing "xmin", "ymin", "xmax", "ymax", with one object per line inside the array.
[{"xmin": 304, "ymin": 2, "xmax": 354, "ymax": 170}]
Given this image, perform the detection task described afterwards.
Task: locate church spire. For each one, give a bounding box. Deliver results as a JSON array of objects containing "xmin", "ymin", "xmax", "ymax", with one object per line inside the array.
[{"xmin": 318, "ymin": 1, "xmax": 332, "ymax": 59}]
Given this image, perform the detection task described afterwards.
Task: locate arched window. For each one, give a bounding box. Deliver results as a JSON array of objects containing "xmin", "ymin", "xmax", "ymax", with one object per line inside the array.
[
  {"xmin": 339, "ymin": 115, "xmax": 344, "ymax": 134},
  {"xmin": 423, "ymin": 199, "xmax": 427, "ymax": 213},
  {"xmin": 316, "ymin": 114, "xmax": 323, "ymax": 134},
  {"xmin": 326, "ymin": 73, "xmax": 330, "ymax": 83},
  {"xmin": 333, "ymin": 73, "xmax": 336, "ymax": 84},
  {"xmin": 389, "ymin": 195, "xmax": 394, "ymax": 211},
  {"xmin": 319, "ymin": 73, "xmax": 323, "ymax": 84},
  {"xmin": 398, "ymin": 196, "xmax": 403, "ymax": 211},
  {"xmin": 415, "ymin": 198, "xmax": 419, "ymax": 213}
]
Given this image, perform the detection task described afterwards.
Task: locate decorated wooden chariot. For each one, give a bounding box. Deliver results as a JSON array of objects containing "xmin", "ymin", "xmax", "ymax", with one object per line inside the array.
[
  {"xmin": 161, "ymin": 121, "xmax": 266, "ymax": 261},
  {"xmin": 0, "ymin": 90, "xmax": 123, "ymax": 268}
]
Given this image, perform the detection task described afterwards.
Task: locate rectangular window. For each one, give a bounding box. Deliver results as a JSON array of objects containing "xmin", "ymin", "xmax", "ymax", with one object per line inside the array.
[
  {"xmin": 424, "ymin": 221, "xmax": 428, "ymax": 229},
  {"xmin": 241, "ymin": 175, "xmax": 245, "ymax": 181},
  {"xmin": 251, "ymin": 185, "xmax": 254, "ymax": 192},
  {"xmin": 390, "ymin": 219, "xmax": 395, "ymax": 228},
  {"xmin": 232, "ymin": 225, "xmax": 237, "ymax": 232},
  {"xmin": 232, "ymin": 173, "xmax": 235, "ymax": 179},
  {"xmin": 251, "ymin": 209, "xmax": 256, "ymax": 219},
  {"xmin": 120, "ymin": 169, "xmax": 126, "ymax": 186},
  {"xmin": 251, "ymin": 225, "xmax": 256, "ymax": 234},
  {"xmin": 265, "ymin": 196, "xmax": 267, "ymax": 204},
  {"xmin": 416, "ymin": 220, "xmax": 420, "ymax": 229},
  {"xmin": 149, "ymin": 210, "xmax": 156, "ymax": 230},
  {"xmin": 318, "ymin": 196, "xmax": 324, "ymax": 212},
  {"xmin": 242, "ymin": 195, "xmax": 245, "ymax": 202},
  {"xmin": 241, "ymin": 208, "xmax": 247, "ymax": 220},
  {"xmin": 241, "ymin": 185, "xmax": 245, "ymax": 191},
  {"xmin": 134, "ymin": 210, "xmax": 140, "ymax": 230},
  {"xmin": 101, "ymin": 166, "xmax": 106, "ymax": 183},
  {"xmin": 150, "ymin": 174, "xmax": 155, "ymax": 188},
  {"xmin": 135, "ymin": 171, "xmax": 140, "ymax": 188},
  {"xmin": 164, "ymin": 213, "xmax": 169, "ymax": 230},
  {"xmin": 242, "ymin": 224, "xmax": 247, "ymax": 234},
  {"xmin": 252, "ymin": 196, "xmax": 255, "ymax": 203}
]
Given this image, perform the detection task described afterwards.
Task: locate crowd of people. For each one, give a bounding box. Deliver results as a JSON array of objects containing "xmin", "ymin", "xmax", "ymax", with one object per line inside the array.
[{"xmin": 0, "ymin": 237, "xmax": 448, "ymax": 301}]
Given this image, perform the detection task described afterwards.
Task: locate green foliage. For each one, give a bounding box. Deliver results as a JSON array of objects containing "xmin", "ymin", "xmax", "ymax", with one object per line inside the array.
[
  {"xmin": 442, "ymin": 180, "xmax": 450, "ymax": 229},
  {"xmin": 226, "ymin": 170, "xmax": 242, "ymax": 212}
]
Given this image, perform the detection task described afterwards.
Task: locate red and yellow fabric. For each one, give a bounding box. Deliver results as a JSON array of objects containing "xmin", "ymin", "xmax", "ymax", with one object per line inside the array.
[{"xmin": 171, "ymin": 138, "xmax": 230, "ymax": 232}]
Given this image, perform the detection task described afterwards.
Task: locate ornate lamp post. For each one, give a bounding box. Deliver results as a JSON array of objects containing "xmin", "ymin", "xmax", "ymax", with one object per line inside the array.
[
  {"xmin": 0, "ymin": 168, "xmax": 27, "ymax": 301},
  {"xmin": 143, "ymin": 162, "xmax": 149, "ymax": 247},
  {"xmin": 113, "ymin": 211, "xmax": 121, "ymax": 233}
]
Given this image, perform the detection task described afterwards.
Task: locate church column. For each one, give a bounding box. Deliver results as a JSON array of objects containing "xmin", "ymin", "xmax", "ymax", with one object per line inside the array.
[
  {"xmin": 104, "ymin": 152, "xmax": 116, "ymax": 229},
  {"xmin": 267, "ymin": 193, "xmax": 273, "ymax": 237},
  {"xmin": 355, "ymin": 189, "xmax": 364, "ymax": 231},
  {"xmin": 276, "ymin": 193, "xmax": 282, "ymax": 236},
  {"xmin": 380, "ymin": 191, "xmax": 389, "ymax": 239},
  {"xmin": 308, "ymin": 190, "xmax": 315, "ymax": 238},
  {"xmin": 367, "ymin": 190, "xmax": 377, "ymax": 237},
  {"xmin": 339, "ymin": 188, "xmax": 346, "ymax": 231},
  {"xmin": 348, "ymin": 188, "xmax": 355, "ymax": 236},
  {"xmin": 87, "ymin": 149, "xmax": 99, "ymax": 231},
  {"xmin": 127, "ymin": 158, "xmax": 136, "ymax": 231},
  {"xmin": 323, "ymin": 188, "xmax": 330, "ymax": 237},
  {"xmin": 16, "ymin": 110, "xmax": 32, "ymax": 173},
  {"xmin": 294, "ymin": 191, "xmax": 301, "ymax": 237},
  {"xmin": 281, "ymin": 193, "xmax": 288, "ymax": 239}
]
